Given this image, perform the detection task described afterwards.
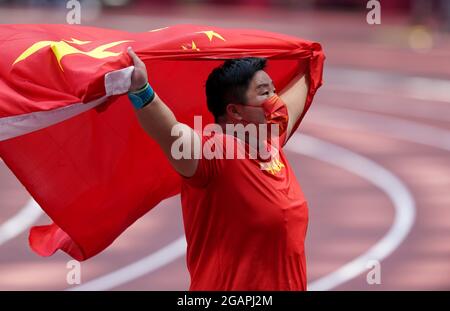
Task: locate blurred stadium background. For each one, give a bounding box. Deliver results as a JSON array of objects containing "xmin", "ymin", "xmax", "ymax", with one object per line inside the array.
[{"xmin": 1, "ymin": 0, "xmax": 449, "ymax": 290}]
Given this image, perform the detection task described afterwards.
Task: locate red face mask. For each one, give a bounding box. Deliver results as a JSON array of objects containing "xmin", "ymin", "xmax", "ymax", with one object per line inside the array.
[
  {"xmin": 230, "ymin": 94, "xmax": 289, "ymax": 159},
  {"xmin": 236, "ymin": 94, "xmax": 289, "ymax": 137}
]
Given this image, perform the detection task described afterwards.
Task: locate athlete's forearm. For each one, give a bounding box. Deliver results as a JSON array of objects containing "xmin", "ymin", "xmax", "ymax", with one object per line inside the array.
[
  {"xmin": 280, "ymin": 72, "xmax": 309, "ymax": 138},
  {"xmin": 127, "ymin": 47, "xmax": 198, "ymax": 177},
  {"xmin": 134, "ymin": 94, "xmax": 178, "ymax": 155},
  {"xmin": 132, "ymin": 93, "xmax": 198, "ymax": 177}
]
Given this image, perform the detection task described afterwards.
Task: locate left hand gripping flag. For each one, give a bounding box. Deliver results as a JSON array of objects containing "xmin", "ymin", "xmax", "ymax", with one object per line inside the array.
[{"xmin": 0, "ymin": 24, "xmax": 324, "ymax": 260}]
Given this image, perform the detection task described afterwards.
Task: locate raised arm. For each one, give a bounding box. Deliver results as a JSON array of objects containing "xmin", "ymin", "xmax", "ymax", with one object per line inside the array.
[
  {"xmin": 127, "ymin": 47, "xmax": 199, "ymax": 177},
  {"xmin": 279, "ymin": 72, "xmax": 310, "ymax": 140}
]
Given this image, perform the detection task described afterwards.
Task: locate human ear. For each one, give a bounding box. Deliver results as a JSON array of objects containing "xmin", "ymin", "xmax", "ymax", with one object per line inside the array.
[{"xmin": 226, "ymin": 104, "xmax": 243, "ymax": 121}]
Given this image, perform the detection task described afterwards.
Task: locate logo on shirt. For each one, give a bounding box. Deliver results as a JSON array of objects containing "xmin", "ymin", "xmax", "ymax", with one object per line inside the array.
[{"xmin": 259, "ymin": 157, "xmax": 285, "ymax": 175}]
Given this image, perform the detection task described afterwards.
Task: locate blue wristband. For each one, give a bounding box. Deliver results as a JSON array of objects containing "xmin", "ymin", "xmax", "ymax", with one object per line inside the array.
[{"xmin": 128, "ymin": 83, "xmax": 155, "ymax": 110}]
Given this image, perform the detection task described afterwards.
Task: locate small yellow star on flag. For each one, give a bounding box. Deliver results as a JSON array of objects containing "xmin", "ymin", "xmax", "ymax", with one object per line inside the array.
[
  {"xmin": 181, "ymin": 40, "xmax": 200, "ymax": 51},
  {"xmin": 196, "ymin": 30, "xmax": 226, "ymax": 42}
]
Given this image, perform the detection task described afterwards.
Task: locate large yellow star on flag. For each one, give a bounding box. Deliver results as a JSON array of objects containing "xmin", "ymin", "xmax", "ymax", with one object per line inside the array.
[{"xmin": 13, "ymin": 38, "xmax": 131, "ymax": 71}]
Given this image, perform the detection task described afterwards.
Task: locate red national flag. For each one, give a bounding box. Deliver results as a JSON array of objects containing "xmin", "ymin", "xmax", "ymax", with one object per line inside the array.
[{"xmin": 0, "ymin": 24, "xmax": 324, "ymax": 261}]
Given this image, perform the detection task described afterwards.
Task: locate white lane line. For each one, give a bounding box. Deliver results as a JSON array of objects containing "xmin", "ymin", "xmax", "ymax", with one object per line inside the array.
[
  {"xmin": 324, "ymin": 88, "xmax": 450, "ymax": 123},
  {"xmin": 68, "ymin": 236, "xmax": 187, "ymax": 291},
  {"xmin": 291, "ymin": 135, "xmax": 416, "ymax": 291},
  {"xmin": 69, "ymin": 133, "xmax": 415, "ymax": 291},
  {"xmin": 326, "ymin": 67, "xmax": 450, "ymax": 104},
  {"xmin": 311, "ymin": 105, "xmax": 450, "ymax": 152},
  {"xmin": 0, "ymin": 198, "xmax": 42, "ymax": 246}
]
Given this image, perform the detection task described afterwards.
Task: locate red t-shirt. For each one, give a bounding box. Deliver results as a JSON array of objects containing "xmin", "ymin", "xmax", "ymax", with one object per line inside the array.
[{"xmin": 181, "ymin": 132, "xmax": 309, "ymax": 291}]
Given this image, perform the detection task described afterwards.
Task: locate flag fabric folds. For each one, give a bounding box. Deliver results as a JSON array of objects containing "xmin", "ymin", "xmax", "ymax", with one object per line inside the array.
[{"xmin": 0, "ymin": 24, "xmax": 324, "ymax": 260}]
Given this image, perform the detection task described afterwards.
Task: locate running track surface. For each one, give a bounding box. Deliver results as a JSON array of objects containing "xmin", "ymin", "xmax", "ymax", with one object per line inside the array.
[{"xmin": 1, "ymin": 5, "xmax": 449, "ymax": 290}]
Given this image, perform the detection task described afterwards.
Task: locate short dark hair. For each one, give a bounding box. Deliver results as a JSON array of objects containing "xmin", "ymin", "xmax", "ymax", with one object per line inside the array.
[{"xmin": 205, "ymin": 57, "xmax": 267, "ymax": 122}]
